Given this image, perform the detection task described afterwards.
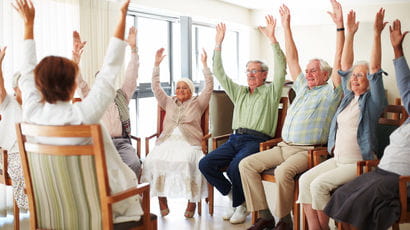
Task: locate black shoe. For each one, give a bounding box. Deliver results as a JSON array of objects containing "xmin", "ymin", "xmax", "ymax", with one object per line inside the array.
[
  {"xmin": 274, "ymin": 220, "xmax": 293, "ymax": 230},
  {"xmin": 247, "ymin": 218, "xmax": 276, "ymax": 230}
]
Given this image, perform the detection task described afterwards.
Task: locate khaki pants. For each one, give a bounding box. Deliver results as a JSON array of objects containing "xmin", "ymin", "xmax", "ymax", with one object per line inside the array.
[{"xmin": 239, "ymin": 142, "xmax": 313, "ymax": 218}]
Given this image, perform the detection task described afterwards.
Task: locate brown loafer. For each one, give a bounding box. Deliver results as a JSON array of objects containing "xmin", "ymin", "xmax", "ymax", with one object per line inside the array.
[{"xmin": 247, "ymin": 218, "xmax": 275, "ymax": 230}]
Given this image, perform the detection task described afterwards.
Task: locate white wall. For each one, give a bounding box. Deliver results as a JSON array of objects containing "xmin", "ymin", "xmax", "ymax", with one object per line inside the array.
[{"xmin": 254, "ymin": 2, "xmax": 410, "ymax": 103}]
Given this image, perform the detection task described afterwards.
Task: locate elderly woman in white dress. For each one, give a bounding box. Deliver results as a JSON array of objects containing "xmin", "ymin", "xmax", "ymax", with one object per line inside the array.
[
  {"xmin": 141, "ymin": 48, "xmax": 213, "ymax": 218},
  {"xmin": 13, "ymin": 0, "xmax": 142, "ymax": 226},
  {"xmin": 0, "ymin": 46, "xmax": 28, "ymax": 215}
]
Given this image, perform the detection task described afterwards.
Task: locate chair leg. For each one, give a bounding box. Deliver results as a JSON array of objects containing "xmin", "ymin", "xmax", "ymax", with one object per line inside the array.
[
  {"xmin": 251, "ymin": 211, "xmax": 258, "ymax": 224},
  {"xmin": 337, "ymin": 222, "xmax": 343, "ymax": 230},
  {"xmin": 293, "ymin": 181, "xmax": 300, "ymax": 230},
  {"xmin": 208, "ymin": 183, "xmax": 214, "ymax": 216},
  {"xmin": 302, "ymin": 207, "xmax": 308, "ymax": 230},
  {"xmin": 13, "ymin": 199, "xmax": 19, "ymax": 230},
  {"xmin": 197, "ymin": 201, "xmax": 202, "ymax": 216},
  {"xmin": 392, "ymin": 223, "xmax": 400, "ymax": 230}
]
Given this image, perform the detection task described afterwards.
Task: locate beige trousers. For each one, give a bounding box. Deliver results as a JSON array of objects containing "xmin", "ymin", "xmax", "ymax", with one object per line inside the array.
[
  {"xmin": 239, "ymin": 142, "xmax": 313, "ymax": 218},
  {"xmin": 297, "ymin": 158, "xmax": 358, "ymax": 210}
]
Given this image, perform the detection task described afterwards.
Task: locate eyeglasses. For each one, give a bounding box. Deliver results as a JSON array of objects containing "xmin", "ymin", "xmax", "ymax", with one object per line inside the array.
[
  {"xmin": 305, "ymin": 69, "xmax": 319, "ymax": 74},
  {"xmin": 352, "ymin": 73, "xmax": 365, "ymax": 78},
  {"xmin": 245, "ymin": 70, "xmax": 264, "ymax": 75}
]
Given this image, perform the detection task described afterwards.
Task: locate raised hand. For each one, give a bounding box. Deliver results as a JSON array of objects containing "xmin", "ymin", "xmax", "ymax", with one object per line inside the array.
[
  {"xmin": 327, "ymin": 0, "xmax": 343, "ymax": 28},
  {"xmin": 258, "ymin": 15, "xmax": 277, "ymax": 43},
  {"xmin": 201, "ymin": 48, "xmax": 208, "ymax": 68},
  {"xmin": 126, "ymin": 26, "xmax": 137, "ymax": 49},
  {"xmin": 72, "ymin": 31, "xmax": 87, "ymax": 64},
  {"xmin": 120, "ymin": 0, "xmax": 130, "ymax": 16},
  {"xmin": 346, "ymin": 10, "xmax": 359, "ymax": 34},
  {"xmin": 12, "ymin": 0, "xmax": 35, "ymax": 25},
  {"xmin": 155, "ymin": 48, "xmax": 166, "ymax": 67},
  {"xmin": 0, "ymin": 47, "xmax": 6, "ymax": 64},
  {"xmin": 389, "ymin": 19, "xmax": 409, "ymax": 58},
  {"xmin": 374, "ymin": 8, "xmax": 388, "ymax": 35},
  {"xmin": 215, "ymin": 23, "xmax": 226, "ymax": 47},
  {"xmin": 279, "ymin": 4, "xmax": 291, "ymax": 29}
]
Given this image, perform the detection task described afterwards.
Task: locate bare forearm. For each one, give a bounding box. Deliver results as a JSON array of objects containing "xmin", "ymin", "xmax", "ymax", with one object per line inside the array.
[
  {"xmin": 24, "ymin": 24, "xmax": 34, "ymax": 40},
  {"xmin": 283, "ymin": 27, "xmax": 301, "ymax": 80},
  {"xmin": 341, "ymin": 33, "xmax": 354, "ymax": 71},
  {"xmin": 113, "ymin": 13, "xmax": 126, "ymax": 40}
]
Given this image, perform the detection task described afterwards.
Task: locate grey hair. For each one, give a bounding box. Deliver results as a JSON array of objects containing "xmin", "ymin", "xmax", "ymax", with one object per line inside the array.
[
  {"xmin": 346, "ymin": 60, "xmax": 370, "ymax": 91},
  {"xmin": 309, "ymin": 58, "xmax": 332, "ymax": 80},
  {"xmin": 246, "ymin": 60, "xmax": 269, "ymax": 72}
]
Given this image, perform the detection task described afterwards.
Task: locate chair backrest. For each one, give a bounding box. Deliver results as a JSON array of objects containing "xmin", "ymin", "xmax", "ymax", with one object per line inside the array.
[
  {"xmin": 274, "ymin": 97, "xmax": 289, "ymax": 139},
  {"xmin": 209, "ymin": 90, "xmax": 234, "ymax": 137},
  {"xmin": 376, "ymin": 104, "xmax": 408, "ymax": 158},
  {"xmin": 15, "ymin": 123, "xmax": 111, "ymax": 230}
]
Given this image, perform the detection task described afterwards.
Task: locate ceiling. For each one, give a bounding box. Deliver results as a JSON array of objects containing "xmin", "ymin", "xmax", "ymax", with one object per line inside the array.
[{"xmin": 219, "ymin": 0, "xmax": 410, "ymax": 10}]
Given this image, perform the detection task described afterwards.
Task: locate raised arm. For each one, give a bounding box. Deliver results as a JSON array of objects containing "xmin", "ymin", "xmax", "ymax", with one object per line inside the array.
[
  {"xmin": 279, "ymin": 4, "xmax": 301, "ymax": 80},
  {"xmin": 113, "ymin": 0, "xmax": 129, "ymax": 40},
  {"xmin": 0, "ymin": 47, "xmax": 6, "ymax": 103},
  {"xmin": 258, "ymin": 15, "xmax": 278, "ymax": 44},
  {"xmin": 72, "ymin": 31, "xmax": 90, "ymax": 98},
  {"xmin": 390, "ymin": 19, "xmax": 410, "ymax": 113},
  {"xmin": 214, "ymin": 23, "xmax": 225, "ymax": 52},
  {"xmin": 327, "ymin": 0, "xmax": 345, "ymax": 87},
  {"xmin": 341, "ymin": 10, "xmax": 359, "ymax": 71},
  {"xmin": 12, "ymin": 0, "xmax": 35, "ymax": 40},
  {"xmin": 122, "ymin": 26, "xmax": 139, "ymax": 100},
  {"xmin": 152, "ymin": 48, "xmax": 169, "ymax": 108},
  {"xmin": 370, "ymin": 8, "xmax": 388, "ymax": 74},
  {"xmin": 198, "ymin": 48, "xmax": 214, "ymax": 110}
]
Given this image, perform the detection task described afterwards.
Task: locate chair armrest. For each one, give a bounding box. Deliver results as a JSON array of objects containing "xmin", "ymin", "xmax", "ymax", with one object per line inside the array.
[
  {"xmin": 130, "ymin": 135, "xmax": 141, "ymax": 158},
  {"xmin": 145, "ymin": 133, "xmax": 159, "ymax": 156},
  {"xmin": 356, "ymin": 160, "xmax": 380, "ymax": 175},
  {"xmin": 212, "ymin": 133, "xmax": 231, "ymax": 151},
  {"xmin": 259, "ymin": 138, "xmax": 282, "ymax": 151},
  {"xmin": 0, "ymin": 148, "xmax": 8, "ymax": 184},
  {"xmin": 308, "ymin": 147, "xmax": 329, "ymax": 168},
  {"xmin": 398, "ymin": 176, "xmax": 410, "ymax": 223},
  {"xmin": 202, "ymin": 133, "xmax": 212, "ymax": 154},
  {"xmin": 108, "ymin": 182, "xmax": 150, "ymax": 204}
]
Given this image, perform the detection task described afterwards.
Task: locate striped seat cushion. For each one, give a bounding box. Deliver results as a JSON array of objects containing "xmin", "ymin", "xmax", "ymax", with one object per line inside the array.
[{"xmin": 28, "ymin": 152, "xmax": 102, "ymax": 229}]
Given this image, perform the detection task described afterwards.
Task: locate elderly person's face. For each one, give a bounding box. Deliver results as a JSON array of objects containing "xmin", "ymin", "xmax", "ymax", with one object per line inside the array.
[
  {"xmin": 350, "ymin": 64, "xmax": 369, "ymax": 96},
  {"xmin": 176, "ymin": 81, "xmax": 192, "ymax": 102},
  {"xmin": 246, "ymin": 62, "xmax": 267, "ymax": 90},
  {"xmin": 305, "ymin": 60, "xmax": 328, "ymax": 89}
]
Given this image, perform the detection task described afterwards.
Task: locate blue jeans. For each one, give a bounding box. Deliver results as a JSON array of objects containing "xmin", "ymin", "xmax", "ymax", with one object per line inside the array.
[{"xmin": 199, "ymin": 133, "xmax": 270, "ymax": 207}]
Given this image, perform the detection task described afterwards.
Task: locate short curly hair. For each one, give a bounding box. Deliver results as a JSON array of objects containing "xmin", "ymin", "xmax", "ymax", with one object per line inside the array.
[{"xmin": 34, "ymin": 56, "xmax": 79, "ymax": 104}]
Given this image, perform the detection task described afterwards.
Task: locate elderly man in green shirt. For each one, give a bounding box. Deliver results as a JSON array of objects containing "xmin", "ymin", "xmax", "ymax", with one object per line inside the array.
[{"xmin": 199, "ymin": 15, "xmax": 286, "ymax": 225}]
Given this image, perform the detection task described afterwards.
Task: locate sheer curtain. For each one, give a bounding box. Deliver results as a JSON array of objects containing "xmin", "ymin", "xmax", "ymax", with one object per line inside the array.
[{"xmin": 0, "ymin": 0, "xmax": 118, "ymax": 215}]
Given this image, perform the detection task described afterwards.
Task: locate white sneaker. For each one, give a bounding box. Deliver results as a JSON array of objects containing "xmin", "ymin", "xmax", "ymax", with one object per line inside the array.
[
  {"xmin": 229, "ymin": 205, "xmax": 248, "ymax": 224},
  {"xmin": 222, "ymin": 206, "xmax": 235, "ymax": 220}
]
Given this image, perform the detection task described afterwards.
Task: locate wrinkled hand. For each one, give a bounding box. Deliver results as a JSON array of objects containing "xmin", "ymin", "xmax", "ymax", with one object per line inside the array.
[
  {"xmin": 215, "ymin": 23, "xmax": 226, "ymax": 46},
  {"xmin": 12, "ymin": 0, "xmax": 35, "ymax": 25},
  {"xmin": 279, "ymin": 4, "xmax": 291, "ymax": 28},
  {"xmin": 201, "ymin": 48, "xmax": 208, "ymax": 68},
  {"xmin": 72, "ymin": 31, "xmax": 87, "ymax": 64},
  {"xmin": 258, "ymin": 15, "xmax": 277, "ymax": 42},
  {"xmin": 0, "ymin": 47, "xmax": 6, "ymax": 64},
  {"xmin": 389, "ymin": 19, "xmax": 409, "ymax": 49},
  {"xmin": 346, "ymin": 10, "xmax": 359, "ymax": 34},
  {"xmin": 327, "ymin": 0, "xmax": 343, "ymax": 27},
  {"xmin": 155, "ymin": 48, "xmax": 166, "ymax": 67},
  {"xmin": 126, "ymin": 26, "xmax": 137, "ymax": 49},
  {"xmin": 374, "ymin": 8, "xmax": 388, "ymax": 34}
]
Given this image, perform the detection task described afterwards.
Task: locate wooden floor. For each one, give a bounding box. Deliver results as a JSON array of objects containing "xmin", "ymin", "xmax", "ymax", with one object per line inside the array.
[{"xmin": 1, "ymin": 188, "xmax": 410, "ymax": 230}]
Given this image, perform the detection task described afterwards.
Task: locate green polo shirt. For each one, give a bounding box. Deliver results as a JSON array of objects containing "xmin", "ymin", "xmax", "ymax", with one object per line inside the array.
[{"xmin": 212, "ymin": 43, "xmax": 286, "ymax": 137}]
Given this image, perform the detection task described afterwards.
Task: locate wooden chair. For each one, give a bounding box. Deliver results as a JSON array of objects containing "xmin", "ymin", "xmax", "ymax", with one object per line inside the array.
[
  {"xmin": 0, "ymin": 147, "xmax": 20, "ymax": 230},
  {"xmin": 15, "ymin": 123, "xmax": 157, "ymax": 230},
  {"xmin": 209, "ymin": 97, "xmax": 289, "ymax": 217},
  {"xmin": 145, "ymin": 105, "xmax": 211, "ymax": 216}
]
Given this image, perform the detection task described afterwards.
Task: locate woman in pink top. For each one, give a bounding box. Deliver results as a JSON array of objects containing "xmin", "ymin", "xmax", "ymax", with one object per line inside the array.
[{"xmin": 141, "ymin": 48, "xmax": 213, "ymax": 218}]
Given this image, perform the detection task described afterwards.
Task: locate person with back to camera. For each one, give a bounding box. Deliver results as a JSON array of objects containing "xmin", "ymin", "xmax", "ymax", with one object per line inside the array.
[
  {"xmin": 239, "ymin": 1, "xmax": 344, "ymax": 229},
  {"xmin": 297, "ymin": 8, "xmax": 388, "ymax": 230},
  {"xmin": 141, "ymin": 47, "xmax": 213, "ymax": 218},
  {"xmin": 13, "ymin": 0, "xmax": 144, "ymax": 227},
  {"xmin": 199, "ymin": 14, "xmax": 287, "ymax": 225},
  {"xmin": 324, "ymin": 19, "xmax": 410, "ymax": 230}
]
